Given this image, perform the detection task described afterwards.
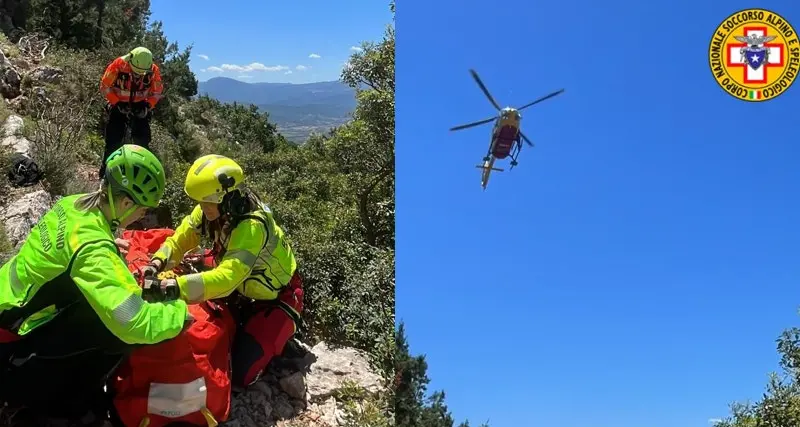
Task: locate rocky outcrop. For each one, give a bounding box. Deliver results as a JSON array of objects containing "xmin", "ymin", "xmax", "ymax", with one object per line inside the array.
[
  {"xmin": 1, "ymin": 189, "xmax": 52, "ymax": 249},
  {"xmin": 0, "ymin": 41, "xmax": 55, "ymax": 110},
  {"xmin": 0, "ymin": 48, "xmax": 21, "ymax": 99},
  {"xmin": 223, "ymin": 340, "xmax": 384, "ymax": 427},
  {"xmin": 2, "ymin": 113, "xmax": 30, "ymax": 154},
  {"xmin": 304, "ymin": 342, "xmax": 383, "ymax": 402},
  {"xmin": 29, "ymin": 65, "xmax": 62, "ymax": 84}
]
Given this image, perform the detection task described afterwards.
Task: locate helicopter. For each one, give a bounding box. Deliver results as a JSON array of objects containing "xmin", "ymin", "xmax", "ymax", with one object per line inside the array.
[{"xmin": 449, "ymin": 69, "xmax": 564, "ymax": 190}]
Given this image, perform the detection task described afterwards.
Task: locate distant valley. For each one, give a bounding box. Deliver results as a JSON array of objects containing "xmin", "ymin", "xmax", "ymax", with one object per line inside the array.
[{"xmin": 197, "ymin": 77, "xmax": 357, "ymax": 143}]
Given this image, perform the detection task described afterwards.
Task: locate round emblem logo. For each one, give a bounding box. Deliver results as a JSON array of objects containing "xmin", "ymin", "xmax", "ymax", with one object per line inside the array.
[{"xmin": 709, "ymin": 8, "xmax": 799, "ymax": 102}]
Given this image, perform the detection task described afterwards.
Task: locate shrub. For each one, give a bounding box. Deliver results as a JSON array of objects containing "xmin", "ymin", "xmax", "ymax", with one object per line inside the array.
[{"xmin": 25, "ymin": 92, "xmax": 95, "ymax": 196}]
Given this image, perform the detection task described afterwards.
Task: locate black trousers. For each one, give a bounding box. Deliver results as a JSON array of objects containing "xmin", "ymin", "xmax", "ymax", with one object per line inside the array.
[
  {"xmin": 0, "ymin": 296, "xmax": 134, "ymax": 418},
  {"xmin": 100, "ymin": 105, "xmax": 152, "ymax": 178}
]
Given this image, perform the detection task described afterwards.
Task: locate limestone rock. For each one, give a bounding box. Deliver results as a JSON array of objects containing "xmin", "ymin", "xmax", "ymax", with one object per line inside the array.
[
  {"xmin": 0, "ymin": 48, "xmax": 20, "ymax": 99},
  {"xmin": 30, "ymin": 66, "xmax": 62, "ymax": 84},
  {"xmin": 305, "ymin": 341, "xmax": 383, "ymax": 402},
  {"xmin": 279, "ymin": 372, "xmax": 306, "ymax": 400},
  {"xmin": 221, "ymin": 339, "xmax": 384, "ymax": 426},
  {"xmin": 1, "ymin": 114, "xmax": 30, "ymax": 155},
  {"xmin": 1, "ymin": 190, "xmax": 52, "ymax": 248}
]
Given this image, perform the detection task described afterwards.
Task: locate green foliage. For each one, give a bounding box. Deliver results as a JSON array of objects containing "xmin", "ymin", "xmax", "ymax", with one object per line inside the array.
[
  {"xmin": 299, "ymin": 242, "xmax": 394, "ymax": 375},
  {"xmin": 19, "ymin": 0, "xmax": 151, "ymax": 49},
  {"xmin": 395, "ymin": 323, "xmax": 488, "ymax": 427},
  {"xmin": 24, "ymin": 87, "xmax": 96, "ymax": 196},
  {"xmin": 0, "ymin": 33, "xmax": 21, "ymax": 57},
  {"xmin": 334, "ymin": 19, "xmax": 395, "ymax": 249},
  {"xmin": 716, "ymin": 325, "xmax": 800, "ymax": 427},
  {"xmin": 336, "ymin": 381, "xmax": 394, "ymax": 427},
  {"xmin": 0, "ymin": 98, "xmax": 10, "ymax": 124},
  {"xmin": 181, "ymin": 95, "xmax": 284, "ymax": 153},
  {"xmin": 45, "ymin": 46, "xmax": 107, "ymax": 128}
]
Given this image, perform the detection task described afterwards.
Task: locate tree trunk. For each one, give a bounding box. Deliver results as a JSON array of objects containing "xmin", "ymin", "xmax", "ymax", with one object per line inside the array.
[{"xmin": 94, "ymin": 0, "xmax": 105, "ymax": 47}]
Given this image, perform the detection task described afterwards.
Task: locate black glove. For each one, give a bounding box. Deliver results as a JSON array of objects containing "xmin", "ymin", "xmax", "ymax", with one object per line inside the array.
[
  {"xmin": 141, "ymin": 260, "xmax": 162, "ymax": 279},
  {"xmin": 141, "ymin": 275, "xmax": 164, "ymax": 302},
  {"xmin": 161, "ymin": 278, "xmax": 180, "ymax": 301},
  {"xmin": 139, "ymin": 260, "xmax": 164, "ymax": 303},
  {"xmin": 142, "ymin": 278, "xmax": 180, "ymax": 303}
]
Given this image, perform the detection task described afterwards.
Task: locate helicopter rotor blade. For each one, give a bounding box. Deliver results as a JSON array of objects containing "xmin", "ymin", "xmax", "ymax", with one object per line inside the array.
[
  {"xmin": 469, "ymin": 69, "xmax": 502, "ymax": 111},
  {"xmin": 516, "ymin": 89, "xmax": 565, "ymax": 111},
  {"xmin": 450, "ymin": 117, "xmax": 496, "ymax": 131},
  {"xmin": 519, "ymin": 131, "xmax": 534, "ymax": 147}
]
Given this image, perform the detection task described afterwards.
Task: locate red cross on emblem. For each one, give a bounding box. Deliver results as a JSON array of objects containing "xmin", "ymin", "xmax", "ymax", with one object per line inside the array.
[{"xmin": 726, "ymin": 26, "xmax": 785, "ymax": 84}]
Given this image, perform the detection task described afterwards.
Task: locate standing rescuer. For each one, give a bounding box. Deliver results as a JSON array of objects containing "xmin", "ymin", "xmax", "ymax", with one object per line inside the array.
[
  {"xmin": 143, "ymin": 154, "xmax": 305, "ymax": 388},
  {"xmin": 99, "ymin": 46, "xmax": 164, "ymax": 178}
]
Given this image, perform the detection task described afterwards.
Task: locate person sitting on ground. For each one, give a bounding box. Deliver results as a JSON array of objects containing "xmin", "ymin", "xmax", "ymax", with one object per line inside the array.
[
  {"xmin": 99, "ymin": 46, "xmax": 164, "ymax": 178},
  {"xmin": 143, "ymin": 154, "xmax": 304, "ymax": 389},
  {"xmin": 0, "ymin": 144, "xmax": 191, "ymax": 420}
]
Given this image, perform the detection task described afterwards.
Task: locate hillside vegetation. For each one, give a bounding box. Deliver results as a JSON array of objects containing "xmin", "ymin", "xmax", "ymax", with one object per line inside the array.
[{"xmin": 0, "ymin": 0, "xmax": 490, "ymax": 425}]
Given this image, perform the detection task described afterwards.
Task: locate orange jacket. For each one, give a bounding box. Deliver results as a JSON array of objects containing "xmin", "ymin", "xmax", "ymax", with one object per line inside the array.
[{"xmin": 100, "ymin": 56, "xmax": 164, "ymax": 109}]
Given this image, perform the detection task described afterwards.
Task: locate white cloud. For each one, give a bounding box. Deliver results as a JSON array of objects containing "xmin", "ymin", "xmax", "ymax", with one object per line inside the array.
[
  {"xmin": 309, "ymin": 53, "xmax": 321, "ymax": 59},
  {"xmin": 206, "ymin": 66, "xmax": 224, "ymax": 72},
  {"xmin": 350, "ymin": 46, "xmax": 363, "ymax": 52},
  {"xmin": 296, "ymin": 65, "xmax": 309, "ymax": 71},
  {"xmin": 198, "ymin": 54, "xmax": 209, "ymax": 60},
  {"xmin": 708, "ymin": 419, "xmax": 722, "ymax": 424},
  {"xmin": 285, "ymin": 70, "xmax": 293, "ymax": 75},
  {"xmin": 219, "ymin": 62, "xmax": 288, "ymax": 72}
]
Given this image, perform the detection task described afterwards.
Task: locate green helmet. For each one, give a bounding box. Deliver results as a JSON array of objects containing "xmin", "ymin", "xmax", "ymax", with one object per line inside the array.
[
  {"xmin": 104, "ymin": 144, "xmax": 165, "ymax": 208},
  {"xmin": 127, "ymin": 46, "xmax": 153, "ymax": 74}
]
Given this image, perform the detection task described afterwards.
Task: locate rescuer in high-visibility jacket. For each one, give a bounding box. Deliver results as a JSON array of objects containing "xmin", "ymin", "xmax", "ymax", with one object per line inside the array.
[
  {"xmin": 143, "ymin": 154, "xmax": 304, "ymax": 388},
  {"xmin": 99, "ymin": 46, "xmax": 164, "ymax": 178},
  {"xmin": 0, "ymin": 145, "xmax": 190, "ymax": 419}
]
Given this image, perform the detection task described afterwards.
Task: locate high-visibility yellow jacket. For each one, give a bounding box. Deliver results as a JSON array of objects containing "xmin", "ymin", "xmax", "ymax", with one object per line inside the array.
[
  {"xmin": 0, "ymin": 194, "xmax": 188, "ymax": 344},
  {"xmin": 152, "ymin": 204, "xmax": 297, "ymax": 305}
]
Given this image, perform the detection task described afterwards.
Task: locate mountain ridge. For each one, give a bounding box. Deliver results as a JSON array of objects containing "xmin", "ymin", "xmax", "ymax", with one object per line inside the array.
[{"xmin": 197, "ymin": 77, "xmax": 357, "ymax": 142}]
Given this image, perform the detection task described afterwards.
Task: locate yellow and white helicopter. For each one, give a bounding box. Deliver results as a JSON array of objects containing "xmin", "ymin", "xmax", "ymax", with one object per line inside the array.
[{"xmin": 450, "ymin": 69, "xmax": 564, "ymax": 190}]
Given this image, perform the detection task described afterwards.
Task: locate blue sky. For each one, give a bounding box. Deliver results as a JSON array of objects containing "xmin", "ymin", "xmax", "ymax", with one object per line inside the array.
[
  {"xmin": 396, "ymin": 0, "xmax": 800, "ymax": 426},
  {"xmin": 149, "ymin": 0, "xmax": 391, "ymax": 83}
]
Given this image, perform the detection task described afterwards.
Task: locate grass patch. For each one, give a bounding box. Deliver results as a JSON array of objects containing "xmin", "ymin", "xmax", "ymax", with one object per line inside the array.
[{"xmin": 335, "ymin": 381, "xmax": 393, "ymax": 427}]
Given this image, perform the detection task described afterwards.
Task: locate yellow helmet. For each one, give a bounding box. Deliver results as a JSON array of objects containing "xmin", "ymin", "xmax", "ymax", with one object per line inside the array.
[{"xmin": 184, "ymin": 154, "xmax": 244, "ymax": 203}]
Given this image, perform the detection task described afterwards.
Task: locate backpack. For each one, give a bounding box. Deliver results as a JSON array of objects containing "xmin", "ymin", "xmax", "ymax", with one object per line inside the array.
[
  {"xmin": 111, "ymin": 229, "xmax": 236, "ymax": 427},
  {"xmin": 6, "ymin": 153, "xmax": 42, "ymax": 187}
]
